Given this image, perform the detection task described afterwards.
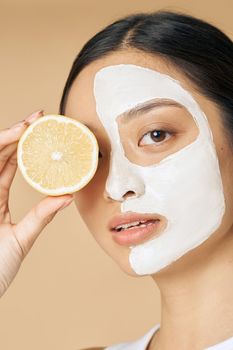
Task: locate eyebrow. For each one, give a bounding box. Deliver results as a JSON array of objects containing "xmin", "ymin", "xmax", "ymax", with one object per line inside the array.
[
  {"xmin": 121, "ymin": 98, "xmax": 183, "ymax": 123},
  {"xmin": 78, "ymin": 99, "xmax": 183, "ymax": 131}
]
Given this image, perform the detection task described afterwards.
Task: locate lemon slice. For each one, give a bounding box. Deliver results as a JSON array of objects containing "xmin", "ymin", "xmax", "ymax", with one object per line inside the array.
[{"xmin": 17, "ymin": 114, "xmax": 99, "ymax": 196}]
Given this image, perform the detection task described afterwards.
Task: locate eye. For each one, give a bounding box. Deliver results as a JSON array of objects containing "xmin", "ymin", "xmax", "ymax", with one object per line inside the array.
[
  {"xmin": 139, "ymin": 129, "xmax": 173, "ymax": 146},
  {"xmin": 98, "ymin": 150, "xmax": 103, "ymax": 158}
]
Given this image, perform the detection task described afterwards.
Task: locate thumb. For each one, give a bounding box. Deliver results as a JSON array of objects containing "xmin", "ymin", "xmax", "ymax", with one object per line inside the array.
[{"xmin": 14, "ymin": 194, "xmax": 74, "ymax": 258}]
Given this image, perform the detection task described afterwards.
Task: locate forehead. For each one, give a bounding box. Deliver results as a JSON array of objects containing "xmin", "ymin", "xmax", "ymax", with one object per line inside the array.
[
  {"xmin": 93, "ymin": 63, "xmax": 199, "ymax": 123},
  {"xmin": 65, "ymin": 50, "xmax": 223, "ymax": 148},
  {"xmin": 65, "ymin": 50, "xmax": 193, "ymax": 119}
]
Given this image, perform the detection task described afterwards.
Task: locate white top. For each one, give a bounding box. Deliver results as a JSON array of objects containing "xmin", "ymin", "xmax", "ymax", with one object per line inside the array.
[{"xmin": 105, "ymin": 324, "xmax": 233, "ymax": 349}]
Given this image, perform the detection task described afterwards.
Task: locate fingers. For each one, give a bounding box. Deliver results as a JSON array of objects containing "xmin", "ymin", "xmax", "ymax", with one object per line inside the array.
[
  {"xmin": 0, "ymin": 150, "xmax": 17, "ymax": 223},
  {"xmin": 14, "ymin": 195, "xmax": 74, "ymax": 258},
  {"xmin": 0, "ymin": 110, "xmax": 44, "ymax": 195},
  {"xmin": 0, "ymin": 110, "xmax": 43, "ymax": 151},
  {"xmin": 0, "ymin": 142, "xmax": 17, "ymax": 174},
  {"xmin": 0, "ymin": 149, "xmax": 17, "ymax": 197},
  {"xmin": 0, "ymin": 120, "xmax": 28, "ymax": 150}
]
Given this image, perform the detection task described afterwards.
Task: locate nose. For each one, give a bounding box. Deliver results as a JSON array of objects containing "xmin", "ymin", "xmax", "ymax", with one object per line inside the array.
[
  {"xmin": 103, "ymin": 152, "xmax": 145, "ymax": 202},
  {"xmin": 122, "ymin": 190, "xmax": 137, "ymax": 200}
]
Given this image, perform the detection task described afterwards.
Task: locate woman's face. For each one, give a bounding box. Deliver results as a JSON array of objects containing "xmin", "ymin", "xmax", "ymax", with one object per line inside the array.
[{"xmin": 65, "ymin": 50, "xmax": 233, "ymax": 277}]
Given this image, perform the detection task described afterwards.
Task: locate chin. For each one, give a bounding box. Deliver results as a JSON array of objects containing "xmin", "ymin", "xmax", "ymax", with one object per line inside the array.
[
  {"xmin": 119, "ymin": 254, "xmax": 186, "ymax": 279},
  {"xmin": 112, "ymin": 253, "xmax": 148, "ymax": 277},
  {"xmin": 119, "ymin": 264, "xmax": 144, "ymax": 277}
]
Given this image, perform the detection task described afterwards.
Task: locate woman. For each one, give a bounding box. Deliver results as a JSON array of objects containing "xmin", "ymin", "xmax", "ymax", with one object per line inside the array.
[{"xmin": 0, "ymin": 10, "xmax": 233, "ymax": 350}]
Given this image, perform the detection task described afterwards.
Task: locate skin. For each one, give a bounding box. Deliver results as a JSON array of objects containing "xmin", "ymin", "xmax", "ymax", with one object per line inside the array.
[
  {"xmin": 0, "ymin": 50, "xmax": 232, "ymax": 349},
  {"xmin": 0, "ymin": 111, "xmax": 74, "ymax": 296},
  {"xmin": 65, "ymin": 49, "xmax": 233, "ymax": 350}
]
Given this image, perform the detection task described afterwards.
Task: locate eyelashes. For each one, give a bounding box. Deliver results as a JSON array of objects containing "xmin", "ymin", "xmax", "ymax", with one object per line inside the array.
[
  {"xmin": 139, "ymin": 129, "xmax": 174, "ymax": 146},
  {"xmin": 97, "ymin": 128, "xmax": 175, "ymax": 160}
]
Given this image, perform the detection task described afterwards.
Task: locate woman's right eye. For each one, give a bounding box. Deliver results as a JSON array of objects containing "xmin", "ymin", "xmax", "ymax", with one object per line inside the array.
[{"xmin": 98, "ymin": 151, "xmax": 103, "ymax": 158}]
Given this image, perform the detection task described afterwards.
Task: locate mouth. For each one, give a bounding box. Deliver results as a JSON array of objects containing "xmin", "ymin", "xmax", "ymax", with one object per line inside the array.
[{"xmin": 108, "ymin": 212, "xmax": 163, "ymax": 246}]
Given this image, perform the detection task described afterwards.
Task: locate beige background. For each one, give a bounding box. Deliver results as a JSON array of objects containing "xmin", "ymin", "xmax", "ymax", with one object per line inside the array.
[{"xmin": 0, "ymin": 1, "xmax": 232, "ymax": 349}]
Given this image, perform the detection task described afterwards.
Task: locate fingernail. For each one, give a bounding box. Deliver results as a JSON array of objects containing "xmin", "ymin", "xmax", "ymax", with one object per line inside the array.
[
  {"xmin": 58, "ymin": 197, "xmax": 74, "ymax": 211},
  {"xmin": 25, "ymin": 109, "xmax": 44, "ymax": 123},
  {"xmin": 8, "ymin": 110, "xmax": 43, "ymax": 130}
]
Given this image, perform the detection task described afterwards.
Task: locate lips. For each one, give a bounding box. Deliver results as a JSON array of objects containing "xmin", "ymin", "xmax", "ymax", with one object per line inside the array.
[
  {"xmin": 109, "ymin": 212, "xmax": 161, "ymax": 230},
  {"xmin": 108, "ymin": 212, "xmax": 163, "ymax": 246}
]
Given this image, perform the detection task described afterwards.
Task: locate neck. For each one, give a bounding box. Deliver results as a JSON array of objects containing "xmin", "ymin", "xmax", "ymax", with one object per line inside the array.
[{"xmin": 149, "ymin": 230, "xmax": 233, "ymax": 350}]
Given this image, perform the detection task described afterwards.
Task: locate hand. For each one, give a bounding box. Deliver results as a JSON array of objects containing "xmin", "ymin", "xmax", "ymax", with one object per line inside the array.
[{"xmin": 0, "ymin": 110, "xmax": 74, "ymax": 297}]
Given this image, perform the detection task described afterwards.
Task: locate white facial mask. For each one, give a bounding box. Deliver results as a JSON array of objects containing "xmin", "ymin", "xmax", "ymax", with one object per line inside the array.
[{"xmin": 93, "ymin": 64, "xmax": 225, "ymax": 275}]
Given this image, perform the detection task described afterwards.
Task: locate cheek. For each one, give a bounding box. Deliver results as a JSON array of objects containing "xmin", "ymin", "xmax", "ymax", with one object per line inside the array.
[
  {"xmin": 117, "ymin": 119, "xmax": 199, "ymax": 167},
  {"xmin": 74, "ymin": 187, "xmax": 93, "ymax": 216},
  {"xmin": 219, "ymin": 153, "xmax": 233, "ymax": 217},
  {"xmin": 210, "ymin": 129, "xmax": 233, "ymax": 216},
  {"xmin": 73, "ymin": 167, "xmax": 107, "ymax": 221}
]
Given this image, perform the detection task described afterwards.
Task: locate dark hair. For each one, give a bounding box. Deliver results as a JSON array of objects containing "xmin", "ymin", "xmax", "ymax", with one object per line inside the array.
[{"xmin": 59, "ymin": 10, "xmax": 233, "ymax": 148}]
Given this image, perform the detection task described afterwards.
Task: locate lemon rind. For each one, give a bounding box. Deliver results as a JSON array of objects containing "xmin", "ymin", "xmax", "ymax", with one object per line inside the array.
[{"xmin": 17, "ymin": 114, "xmax": 99, "ymax": 196}]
